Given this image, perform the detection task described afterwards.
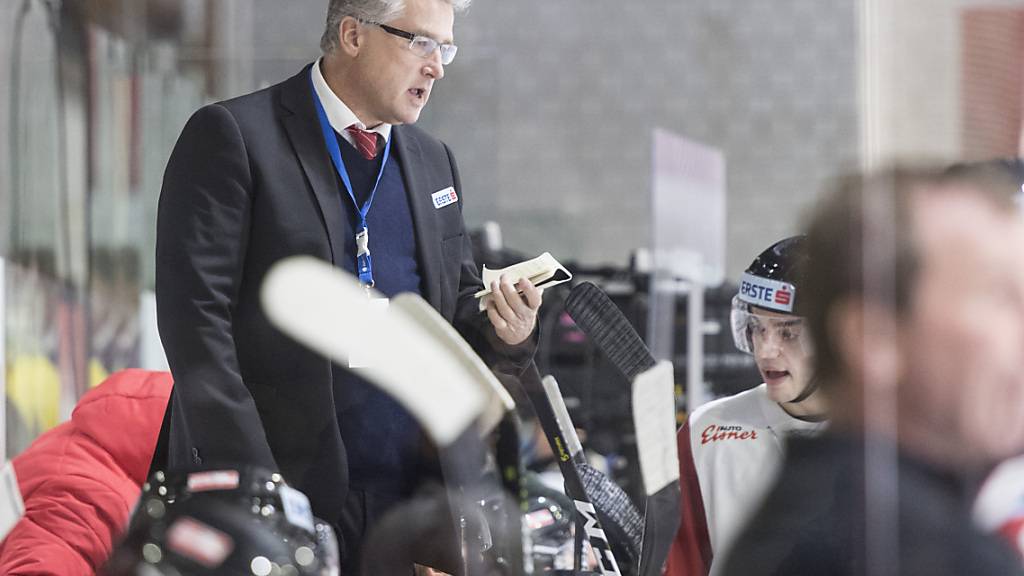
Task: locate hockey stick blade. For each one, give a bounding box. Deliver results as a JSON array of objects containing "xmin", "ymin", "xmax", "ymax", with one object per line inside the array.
[
  {"xmin": 392, "ymin": 293, "xmax": 516, "ymax": 435},
  {"xmin": 260, "ymin": 256, "xmax": 492, "ymax": 447},
  {"xmin": 632, "ymin": 361, "xmax": 682, "ymax": 576},
  {"xmin": 564, "ymin": 281, "xmax": 656, "ymax": 383}
]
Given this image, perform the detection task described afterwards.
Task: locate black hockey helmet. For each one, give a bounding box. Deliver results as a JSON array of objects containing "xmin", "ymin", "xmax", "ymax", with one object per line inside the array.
[
  {"xmin": 735, "ymin": 235, "xmax": 808, "ymax": 315},
  {"xmin": 731, "ymin": 236, "xmax": 819, "ymax": 403},
  {"xmin": 731, "ymin": 236, "xmax": 810, "ymax": 353},
  {"xmin": 102, "ymin": 466, "xmax": 339, "ymax": 576},
  {"xmin": 103, "ymin": 496, "xmax": 323, "ymax": 576}
]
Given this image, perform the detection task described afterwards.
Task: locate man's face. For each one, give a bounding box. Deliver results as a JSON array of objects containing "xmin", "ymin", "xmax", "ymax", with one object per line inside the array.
[
  {"xmin": 902, "ymin": 187, "xmax": 1024, "ymax": 466},
  {"xmin": 749, "ymin": 309, "xmax": 814, "ymax": 405},
  {"xmin": 352, "ymin": 0, "xmax": 453, "ymax": 126}
]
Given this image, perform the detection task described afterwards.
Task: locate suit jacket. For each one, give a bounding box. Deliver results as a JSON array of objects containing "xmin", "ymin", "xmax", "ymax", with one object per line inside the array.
[{"xmin": 155, "ymin": 63, "xmax": 530, "ymax": 523}]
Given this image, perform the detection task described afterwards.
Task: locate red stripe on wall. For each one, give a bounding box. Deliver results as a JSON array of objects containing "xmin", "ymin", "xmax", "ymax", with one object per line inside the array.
[{"xmin": 961, "ymin": 8, "xmax": 1024, "ymax": 159}]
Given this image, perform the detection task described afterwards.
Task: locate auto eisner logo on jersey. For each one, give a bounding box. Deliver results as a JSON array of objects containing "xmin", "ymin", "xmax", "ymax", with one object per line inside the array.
[
  {"xmin": 701, "ymin": 424, "xmax": 759, "ymax": 445},
  {"xmin": 738, "ymin": 273, "xmax": 795, "ymax": 313},
  {"xmin": 431, "ymin": 186, "xmax": 458, "ymax": 209}
]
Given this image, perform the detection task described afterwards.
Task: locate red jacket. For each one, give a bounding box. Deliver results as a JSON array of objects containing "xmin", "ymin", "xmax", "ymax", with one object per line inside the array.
[{"xmin": 0, "ymin": 369, "xmax": 172, "ymax": 575}]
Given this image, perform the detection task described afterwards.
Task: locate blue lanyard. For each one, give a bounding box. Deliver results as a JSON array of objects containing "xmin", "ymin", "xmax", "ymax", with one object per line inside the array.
[{"xmin": 310, "ymin": 76, "xmax": 392, "ymax": 287}]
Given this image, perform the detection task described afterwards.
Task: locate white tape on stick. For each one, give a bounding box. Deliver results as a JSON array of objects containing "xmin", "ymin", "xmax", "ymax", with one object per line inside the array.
[{"xmin": 632, "ymin": 361, "xmax": 680, "ymax": 496}]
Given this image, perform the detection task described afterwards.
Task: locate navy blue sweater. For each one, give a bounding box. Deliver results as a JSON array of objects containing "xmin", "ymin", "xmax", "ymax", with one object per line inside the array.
[{"xmin": 330, "ymin": 133, "xmax": 428, "ymax": 496}]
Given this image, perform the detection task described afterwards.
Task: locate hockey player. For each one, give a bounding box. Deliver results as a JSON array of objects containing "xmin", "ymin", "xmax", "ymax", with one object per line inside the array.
[{"xmin": 663, "ymin": 236, "xmax": 828, "ymax": 576}]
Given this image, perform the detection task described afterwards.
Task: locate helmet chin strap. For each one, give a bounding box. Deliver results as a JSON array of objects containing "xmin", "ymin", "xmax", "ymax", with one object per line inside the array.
[{"xmin": 784, "ymin": 375, "xmax": 823, "ymax": 411}]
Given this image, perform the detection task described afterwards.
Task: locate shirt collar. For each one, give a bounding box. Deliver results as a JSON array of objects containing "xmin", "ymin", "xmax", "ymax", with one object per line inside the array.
[
  {"xmin": 757, "ymin": 384, "xmax": 829, "ymax": 435},
  {"xmin": 311, "ymin": 58, "xmax": 392, "ymax": 145}
]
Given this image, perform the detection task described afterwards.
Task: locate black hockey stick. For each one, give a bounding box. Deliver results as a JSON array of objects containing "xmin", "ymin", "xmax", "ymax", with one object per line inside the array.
[
  {"xmin": 528, "ymin": 367, "xmax": 642, "ymax": 574},
  {"xmin": 564, "ymin": 282, "xmax": 657, "ymax": 382},
  {"xmin": 521, "ymin": 364, "xmax": 643, "ymax": 569},
  {"xmin": 565, "ymin": 281, "xmax": 682, "ymax": 576}
]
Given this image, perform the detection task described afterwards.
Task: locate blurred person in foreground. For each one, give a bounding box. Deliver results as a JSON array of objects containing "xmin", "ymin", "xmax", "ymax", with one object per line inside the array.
[
  {"xmin": 970, "ymin": 157, "xmax": 1024, "ymax": 563},
  {"xmin": 154, "ymin": 0, "xmax": 540, "ymax": 573},
  {"xmin": 720, "ymin": 164, "xmax": 1024, "ymax": 576},
  {"xmin": 665, "ymin": 236, "xmax": 828, "ymax": 576}
]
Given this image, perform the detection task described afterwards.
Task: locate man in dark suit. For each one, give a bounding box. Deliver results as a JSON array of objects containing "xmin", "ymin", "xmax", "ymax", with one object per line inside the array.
[{"xmin": 154, "ymin": 0, "xmax": 540, "ymax": 571}]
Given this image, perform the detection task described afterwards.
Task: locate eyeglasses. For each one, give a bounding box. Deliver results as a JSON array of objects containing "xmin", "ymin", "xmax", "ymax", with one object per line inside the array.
[{"xmin": 371, "ymin": 22, "xmax": 458, "ymax": 66}]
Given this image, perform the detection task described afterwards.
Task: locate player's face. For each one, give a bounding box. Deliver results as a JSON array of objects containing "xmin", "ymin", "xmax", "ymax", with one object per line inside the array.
[{"xmin": 750, "ymin": 309, "xmax": 813, "ymax": 405}]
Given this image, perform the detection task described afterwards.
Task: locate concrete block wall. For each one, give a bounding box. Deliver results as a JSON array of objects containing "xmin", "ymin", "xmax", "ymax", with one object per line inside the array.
[{"xmin": 248, "ymin": 0, "xmax": 860, "ymax": 280}]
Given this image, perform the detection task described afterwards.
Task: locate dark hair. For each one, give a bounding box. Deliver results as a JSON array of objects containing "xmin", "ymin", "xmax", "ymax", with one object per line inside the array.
[{"xmin": 802, "ymin": 163, "xmax": 1019, "ymax": 389}]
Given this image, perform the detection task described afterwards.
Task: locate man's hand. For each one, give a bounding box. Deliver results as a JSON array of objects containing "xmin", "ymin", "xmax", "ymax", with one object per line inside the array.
[{"xmin": 485, "ymin": 274, "xmax": 542, "ymax": 345}]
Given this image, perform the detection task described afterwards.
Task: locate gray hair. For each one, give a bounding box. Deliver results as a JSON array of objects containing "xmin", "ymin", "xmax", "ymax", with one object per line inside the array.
[{"xmin": 320, "ymin": 0, "xmax": 472, "ymax": 54}]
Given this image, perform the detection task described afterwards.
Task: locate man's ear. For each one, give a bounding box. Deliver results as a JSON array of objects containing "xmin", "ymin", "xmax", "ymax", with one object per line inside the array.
[
  {"xmin": 831, "ymin": 298, "xmax": 903, "ymax": 396},
  {"xmin": 339, "ymin": 16, "xmax": 364, "ymax": 57}
]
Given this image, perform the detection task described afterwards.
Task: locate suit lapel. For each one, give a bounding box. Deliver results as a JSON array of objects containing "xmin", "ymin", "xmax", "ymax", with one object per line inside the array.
[
  {"xmin": 393, "ymin": 127, "xmax": 443, "ymax": 309},
  {"xmin": 279, "ymin": 64, "xmax": 345, "ymax": 264}
]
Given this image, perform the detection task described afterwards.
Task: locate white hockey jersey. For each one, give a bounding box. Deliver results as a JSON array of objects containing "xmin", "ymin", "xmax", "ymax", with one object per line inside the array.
[
  {"xmin": 664, "ymin": 384, "xmax": 826, "ymax": 576},
  {"xmin": 974, "ymin": 455, "xmax": 1024, "ymax": 564}
]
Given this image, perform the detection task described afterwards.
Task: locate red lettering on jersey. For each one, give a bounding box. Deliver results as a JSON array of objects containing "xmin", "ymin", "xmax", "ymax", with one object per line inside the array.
[
  {"xmin": 700, "ymin": 424, "xmax": 759, "ymax": 444},
  {"xmin": 701, "ymin": 425, "xmax": 716, "ymax": 445}
]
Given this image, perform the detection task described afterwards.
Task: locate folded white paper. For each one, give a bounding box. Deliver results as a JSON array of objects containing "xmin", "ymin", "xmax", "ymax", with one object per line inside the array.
[{"xmin": 475, "ymin": 252, "xmax": 572, "ymax": 311}]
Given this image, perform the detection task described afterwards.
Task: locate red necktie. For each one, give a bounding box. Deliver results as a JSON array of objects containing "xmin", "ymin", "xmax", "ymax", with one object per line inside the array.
[{"xmin": 346, "ymin": 125, "xmax": 380, "ymax": 160}]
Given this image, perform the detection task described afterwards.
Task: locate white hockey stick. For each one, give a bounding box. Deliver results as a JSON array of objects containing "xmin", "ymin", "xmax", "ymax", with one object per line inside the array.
[
  {"xmin": 260, "ymin": 256, "xmax": 512, "ymax": 447},
  {"xmin": 392, "ymin": 293, "xmax": 515, "ymax": 435}
]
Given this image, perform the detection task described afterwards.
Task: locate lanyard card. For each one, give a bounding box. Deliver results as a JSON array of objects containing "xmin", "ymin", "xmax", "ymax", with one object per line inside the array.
[{"xmin": 348, "ymin": 297, "xmax": 390, "ymax": 369}]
